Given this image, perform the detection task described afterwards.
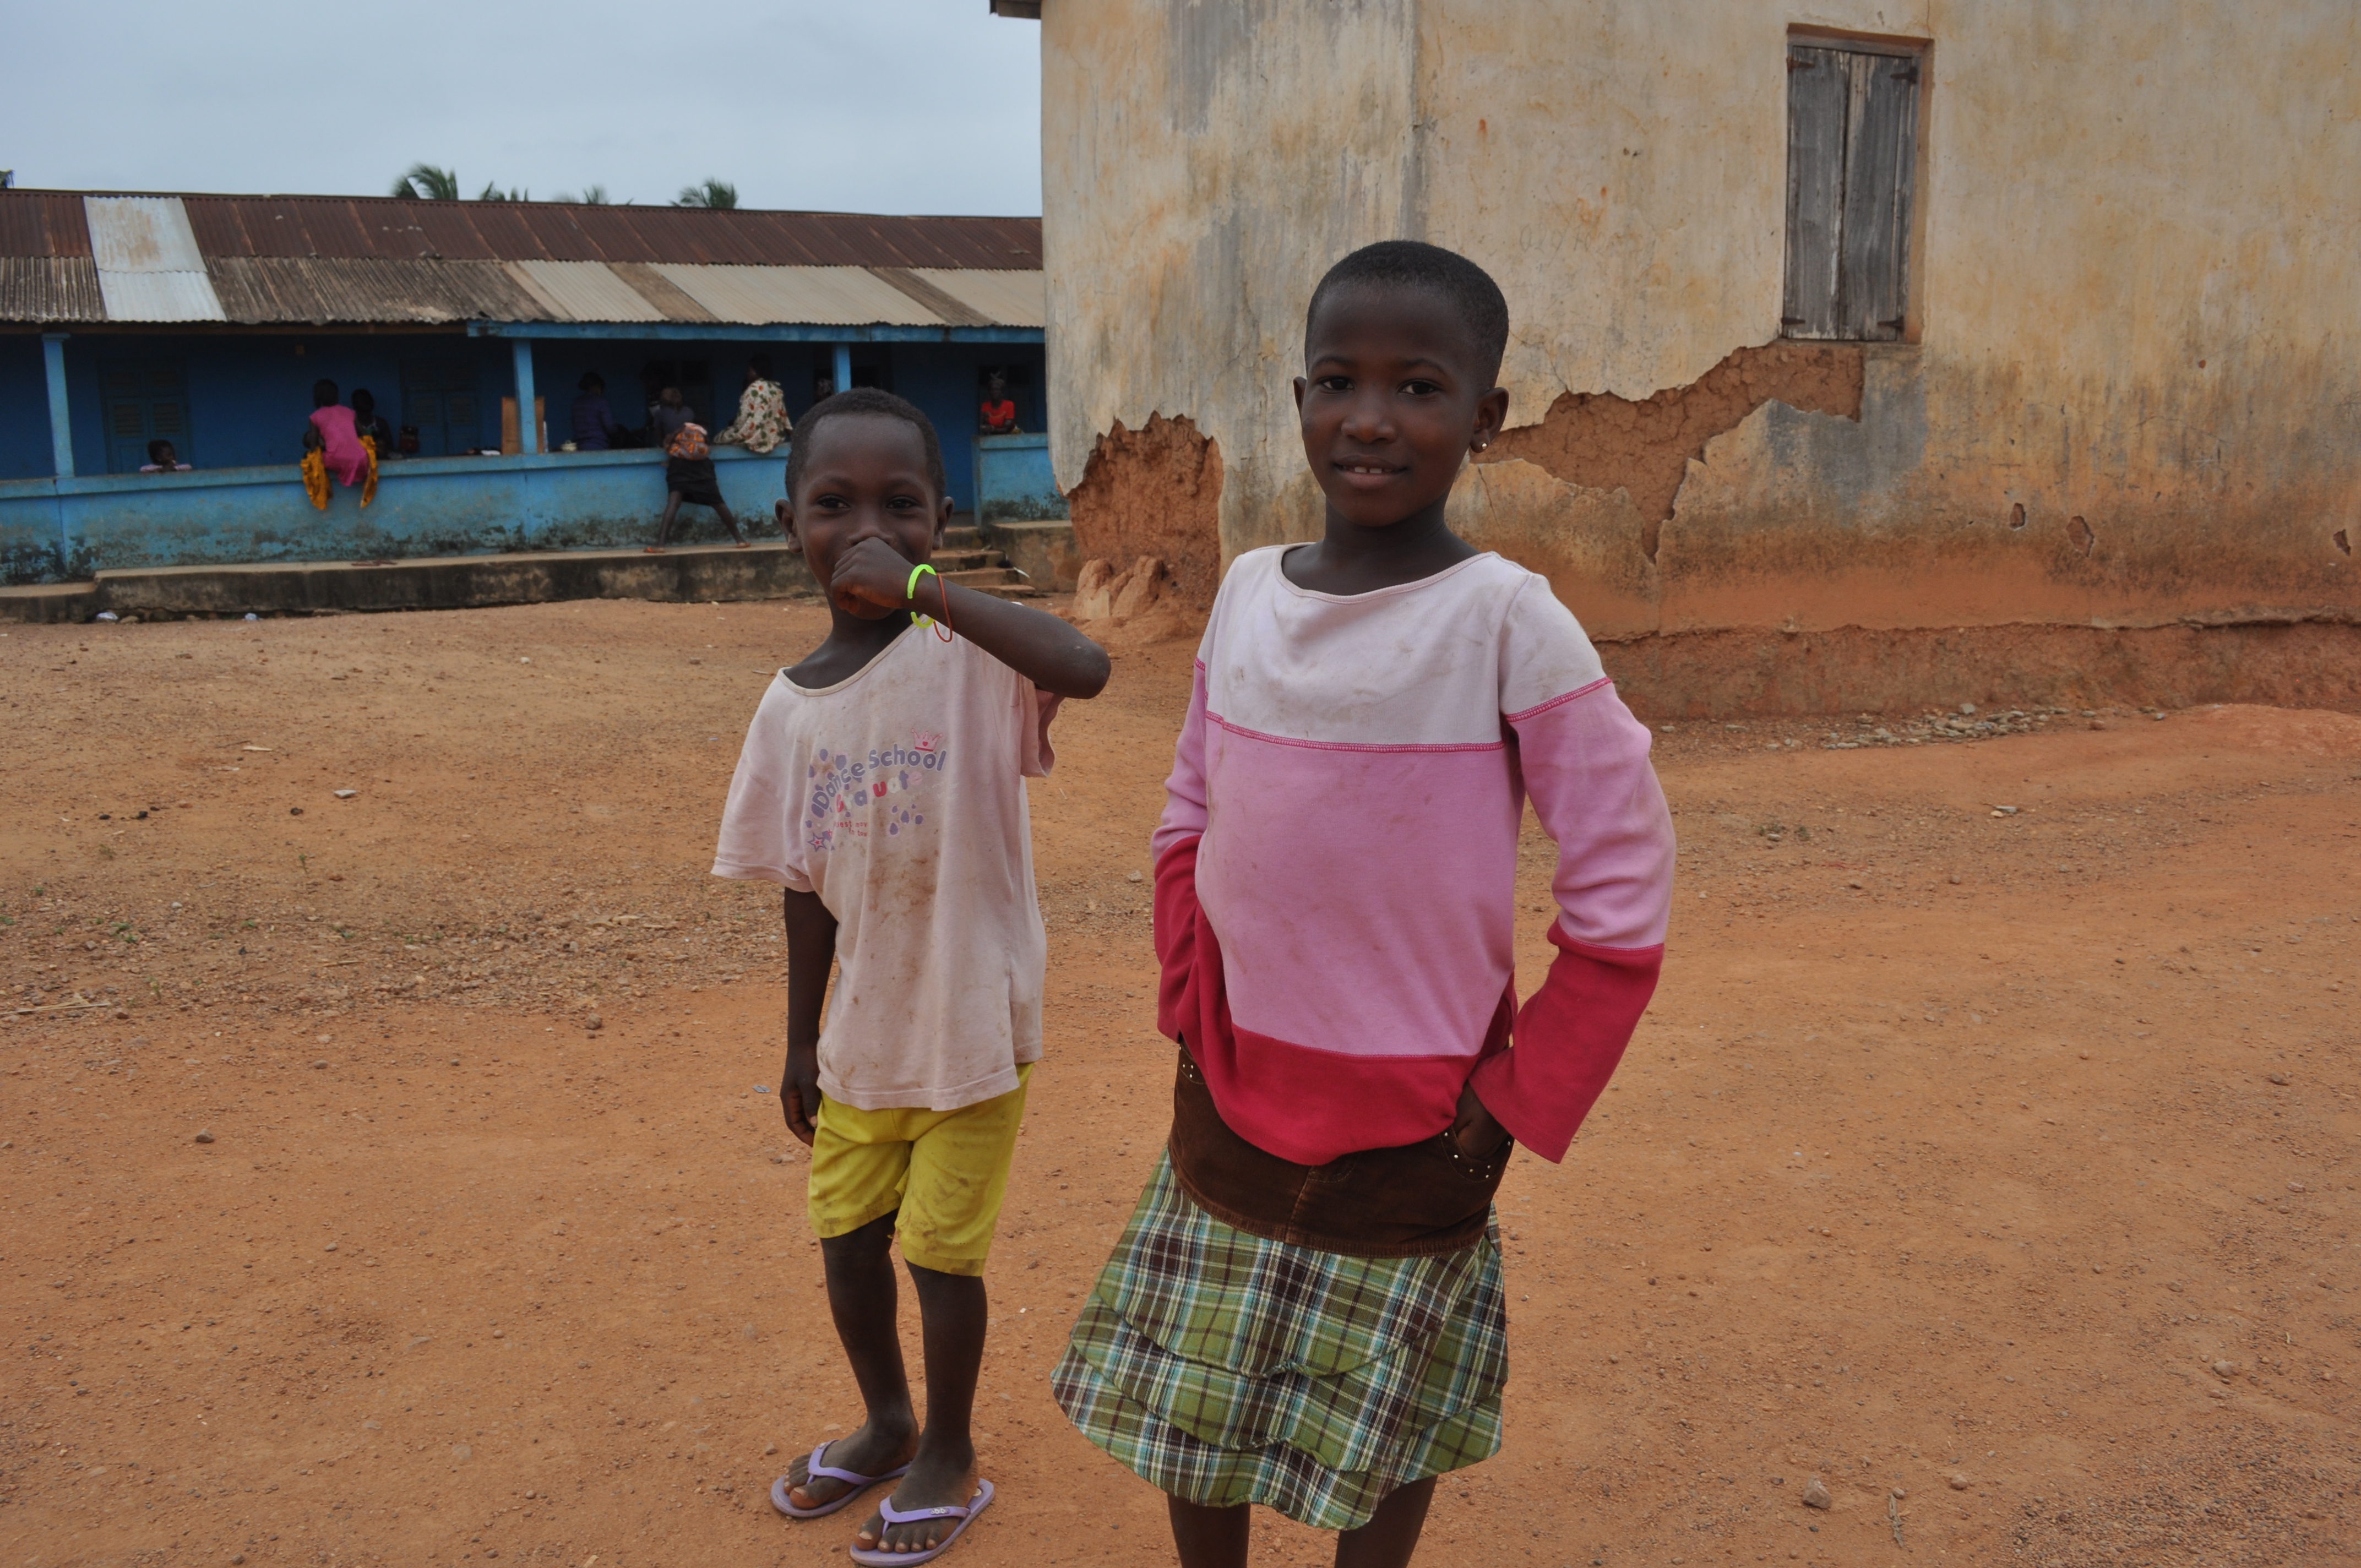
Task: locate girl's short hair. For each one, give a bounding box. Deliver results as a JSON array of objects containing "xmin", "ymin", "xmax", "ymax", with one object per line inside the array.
[
  {"xmin": 351, "ymin": 388, "xmax": 377, "ymax": 417},
  {"xmin": 312, "ymin": 378, "xmax": 340, "ymax": 409},
  {"xmin": 1306, "ymin": 240, "xmax": 1510, "ymax": 382},
  {"xmin": 748, "ymin": 353, "xmax": 774, "ymax": 380},
  {"xmin": 578, "ymin": 371, "xmax": 606, "ymax": 393},
  {"xmin": 785, "ymin": 388, "xmax": 949, "ymax": 503}
]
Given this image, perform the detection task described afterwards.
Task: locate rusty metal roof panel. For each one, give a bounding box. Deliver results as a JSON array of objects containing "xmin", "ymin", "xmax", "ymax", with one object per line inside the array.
[
  {"xmin": 6, "ymin": 190, "xmax": 1043, "ymax": 270},
  {"xmin": 905, "ymin": 268, "xmax": 1046, "ymax": 329},
  {"xmin": 505, "ymin": 260, "xmax": 668, "ymax": 323},
  {"xmin": 0, "ymin": 257, "xmax": 105, "ymax": 321},
  {"xmin": 203, "ymin": 257, "xmax": 550, "ymax": 324},
  {"xmin": 0, "ymin": 192, "xmax": 94, "ymax": 258},
  {"xmin": 652, "ymin": 264, "xmax": 945, "ymax": 326}
]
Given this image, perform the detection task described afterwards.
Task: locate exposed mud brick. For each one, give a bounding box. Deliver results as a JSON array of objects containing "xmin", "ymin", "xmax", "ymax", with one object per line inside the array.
[
  {"xmin": 1484, "ymin": 341, "xmax": 1865, "ymax": 559},
  {"xmin": 1068, "ymin": 414, "xmax": 1223, "ymax": 608}
]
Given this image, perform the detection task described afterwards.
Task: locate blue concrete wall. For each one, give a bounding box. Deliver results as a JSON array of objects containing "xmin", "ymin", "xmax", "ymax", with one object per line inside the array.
[
  {"xmin": 3, "ymin": 331, "xmax": 1047, "ymax": 516},
  {"xmin": 974, "ymin": 432, "xmax": 1067, "ymax": 521},
  {"xmin": 0, "ymin": 445, "xmax": 791, "ymax": 584},
  {"xmin": 0, "ymin": 337, "xmax": 54, "ymax": 481}
]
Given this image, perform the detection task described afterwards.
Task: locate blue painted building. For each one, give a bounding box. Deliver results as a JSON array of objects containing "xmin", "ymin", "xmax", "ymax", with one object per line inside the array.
[{"xmin": 0, "ymin": 191, "xmax": 1052, "ymax": 582}]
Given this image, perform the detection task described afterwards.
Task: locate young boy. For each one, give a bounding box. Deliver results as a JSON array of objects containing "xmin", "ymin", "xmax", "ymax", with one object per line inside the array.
[
  {"xmin": 1051, "ymin": 242, "xmax": 1676, "ymax": 1566},
  {"xmin": 712, "ymin": 389, "xmax": 1110, "ymax": 1564}
]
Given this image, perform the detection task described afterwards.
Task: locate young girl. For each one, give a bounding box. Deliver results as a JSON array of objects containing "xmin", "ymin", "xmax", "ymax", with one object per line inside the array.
[
  {"xmin": 1052, "ymin": 242, "xmax": 1676, "ymax": 1566},
  {"xmin": 712, "ymin": 389, "xmax": 1110, "ymax": 1564},
  {"xmin": 300, "ymin": 379, "xmax": 376, "ymax": 510},
  {"xmin": 648, "ymin": 385, "xmax": 749, "ymax": 552}
]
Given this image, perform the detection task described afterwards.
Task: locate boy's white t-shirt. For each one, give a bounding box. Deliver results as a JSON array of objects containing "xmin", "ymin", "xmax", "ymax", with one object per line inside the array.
[{"xmin": 712, "ymin": 628, "xmax": 1057, "ymax": 1112}]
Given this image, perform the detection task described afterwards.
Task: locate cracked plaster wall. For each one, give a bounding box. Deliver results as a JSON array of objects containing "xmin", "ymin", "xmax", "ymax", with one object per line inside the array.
[{"xmin": 1038, "ymin": 1, "xmax": 2361, "ymax": 694}]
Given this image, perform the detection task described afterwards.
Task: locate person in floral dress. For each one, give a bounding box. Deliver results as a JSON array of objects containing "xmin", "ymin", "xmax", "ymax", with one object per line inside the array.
[{"xmin": 716, "ymin": 354, "xmax": 791, "ymax": 454}]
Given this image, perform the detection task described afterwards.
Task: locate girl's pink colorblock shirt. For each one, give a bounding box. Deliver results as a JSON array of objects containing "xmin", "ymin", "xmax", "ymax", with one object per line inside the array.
[
  {"xmin": 712, "ymin": 630, "xmax": 1058, "ymax": 1112},
  {"xmin": 1154, "ymin": 547, "xmax": 1675, "ymax": 1165}
]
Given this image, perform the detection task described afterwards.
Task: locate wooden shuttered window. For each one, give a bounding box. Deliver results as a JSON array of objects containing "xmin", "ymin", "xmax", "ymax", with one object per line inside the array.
[
  {"xmin": 1782, "ymin": 42, "xmax": 1921, "ymax": 341},
  {"xmin": 100, "ymin": 361, "xmax": 192, "ymax": 473}
]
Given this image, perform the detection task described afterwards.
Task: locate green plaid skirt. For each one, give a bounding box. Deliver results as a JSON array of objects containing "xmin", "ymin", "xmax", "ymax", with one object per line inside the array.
[{"xmin": 1050, "ymin": 1153, "xmax": 1506, "ymax": 1531}]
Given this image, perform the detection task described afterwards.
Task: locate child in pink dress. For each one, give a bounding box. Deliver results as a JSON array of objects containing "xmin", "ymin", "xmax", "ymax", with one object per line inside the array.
[{"xmin": 305, "ymin": 379, "xmax": 370, "ymax": 486}]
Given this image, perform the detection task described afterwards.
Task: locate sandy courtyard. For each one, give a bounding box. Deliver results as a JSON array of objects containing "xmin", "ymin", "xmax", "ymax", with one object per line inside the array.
[{"xmin": 3, "ymin": 599, "xmax": 2357, "ymax": 1568}]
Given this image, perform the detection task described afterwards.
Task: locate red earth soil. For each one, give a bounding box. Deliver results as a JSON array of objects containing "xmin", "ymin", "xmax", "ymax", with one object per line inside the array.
[{"xmin": 3, "ymin": 600, "xmax": 2357, "ymax": 1568}]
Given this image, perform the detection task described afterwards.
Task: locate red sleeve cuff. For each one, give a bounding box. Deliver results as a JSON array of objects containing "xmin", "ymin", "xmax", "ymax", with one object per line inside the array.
[
  {"xmin": 1154, "ymin": 835, "xmax": 1205, "ymax": 1043},
  {"xmin": 1470, "ymin": 926, "xmax": 1662, "ymax": 1163}
]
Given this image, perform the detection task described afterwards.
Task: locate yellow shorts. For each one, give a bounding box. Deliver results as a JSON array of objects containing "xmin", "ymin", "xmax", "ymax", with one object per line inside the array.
[{"xmin": 807, "ymin": 1064, "xmax": 1033, "ymax": 1277}]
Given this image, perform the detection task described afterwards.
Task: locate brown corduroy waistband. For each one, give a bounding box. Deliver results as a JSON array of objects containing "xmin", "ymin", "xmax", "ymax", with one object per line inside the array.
[{"xmin": 1163, "ymin": 1046, "xmax": 1509, "ymax": 1259}]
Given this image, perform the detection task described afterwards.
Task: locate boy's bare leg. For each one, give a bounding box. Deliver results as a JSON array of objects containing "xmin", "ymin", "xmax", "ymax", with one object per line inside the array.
[
  {"xmin": 854, "ymin": 1261, "xmax": 987, "ymax": 1555},
  {"xmin": 651, "ymin": 491, "xmax": 684, "ymax": 551},
  {"xmin": 1168, "ymin": 1496, "xmax": 1251, "ymax": 1568},
  {"xmin": 715, "ymin": 498, "xmax": 748, "ymax": 544},
  {"xmin": 1334, "ymin": 1477, "xmax": 1438, "ymax": 1568},
  {"xmin": 783, "ymin": 1213, "xmax": 918, "ymax": 1510}
]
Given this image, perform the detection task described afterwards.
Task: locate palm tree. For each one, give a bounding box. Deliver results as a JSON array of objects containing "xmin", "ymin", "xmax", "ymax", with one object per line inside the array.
[
  {"xmin": 390, "ymin": 163, "xmax": 460, "ymax": 200},
  {"xmin": 556, "ymin": 184, "xmax": 611, "ymax": 205},
  {"xmin": 477, "ymin": 181, "xmax": 529, "ymax": 202},
  {"xmin": 674, "ymin": 178, "xmax": 738, "ymax": 210}
]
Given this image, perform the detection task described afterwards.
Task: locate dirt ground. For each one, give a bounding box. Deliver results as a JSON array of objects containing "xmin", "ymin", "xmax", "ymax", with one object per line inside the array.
[{"xmin": 3, "ymin": 598, "xmax": 2358, "ymax": 1568}]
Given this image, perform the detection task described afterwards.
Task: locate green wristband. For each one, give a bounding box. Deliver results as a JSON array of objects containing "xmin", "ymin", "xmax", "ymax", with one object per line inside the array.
[{"xmin": 906, "ymin": 562, "xmax": 940, "ymax": 626}]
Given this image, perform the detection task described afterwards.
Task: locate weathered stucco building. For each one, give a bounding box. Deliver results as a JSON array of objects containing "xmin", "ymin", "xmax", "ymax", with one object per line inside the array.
[{"xmin": 1007, "ymin": 1, "xmax": 2360, "ymax": 714}]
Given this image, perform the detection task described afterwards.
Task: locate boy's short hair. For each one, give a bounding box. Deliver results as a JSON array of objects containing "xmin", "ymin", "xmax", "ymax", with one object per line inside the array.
[
  {"xmin": 785, "ymin": 388, "xmax": 949, "ymax": 504},
  {"xmin": 146, "ymin": 438, "xmax": 171, "ymax": 462},
  {"xmin": 1305, "ymin": 239, "xmax": 1510, "ymax": 384}
]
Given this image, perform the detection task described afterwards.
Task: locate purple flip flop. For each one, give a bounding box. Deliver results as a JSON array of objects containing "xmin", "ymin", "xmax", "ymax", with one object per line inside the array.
[
  {"xmin": 848, "ymin": 1478, "xmax": 995, "ymax": 1566},
  {"xmin": 769, "ymin": 1439, "xmax": 914, "ymax": 1520}
]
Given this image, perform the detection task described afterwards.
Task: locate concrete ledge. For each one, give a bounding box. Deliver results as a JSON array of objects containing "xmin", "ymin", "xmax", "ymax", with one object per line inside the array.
[
  {"xmin": 985, "ymin": 519, "xmax": 1080, "ymax": 592},
  {"xmin": 1599, "ymin": 618, "xmax": 2361, "ymax": 719},
  {"xmin": 1, "ymin": 542, "xmax": 819, "ymax": 622},
  {"xmin": 0, "ymin": 582, "xmax": 102, "ymax": 624}
]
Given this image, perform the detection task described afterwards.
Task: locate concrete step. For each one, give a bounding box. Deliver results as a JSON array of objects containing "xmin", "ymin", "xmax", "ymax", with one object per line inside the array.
[
  {"xmin": 939, "ymin": 525, "xmax": 987, "ymax": 551},
  {"xmin": 941, "ymin": 565, "xmax": 1036, "ymax": 590},
  {"xmin": 929, "ymin": 548, "xmax": 999, "ymax": 572},
  {"xmin": 7, "ymin": 542, "xmax": 823, "ymax": 622}
]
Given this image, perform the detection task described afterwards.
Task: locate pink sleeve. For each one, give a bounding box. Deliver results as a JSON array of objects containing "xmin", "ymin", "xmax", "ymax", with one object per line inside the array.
[
  {"xmin": 1469, "ymin": 677, "xmax": 1675, "ymax": 1161},
  {"xmin": 1149, "ymin": 658, "xmax": 1210, "ymax": 862}
]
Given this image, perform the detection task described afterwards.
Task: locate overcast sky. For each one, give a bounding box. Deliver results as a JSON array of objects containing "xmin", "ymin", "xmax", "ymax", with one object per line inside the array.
[{"xmin": 0, "ymin": 0, "xmax": 1042, "ymax": 216}]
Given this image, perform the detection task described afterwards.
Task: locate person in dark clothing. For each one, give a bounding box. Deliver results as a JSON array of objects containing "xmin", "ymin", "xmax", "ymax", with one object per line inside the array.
[
  {"xmin": 572, "ymin": 372, "xmax": 625, "ymax": 451},
  {"xmin": 649, "ymin": 385, "xmax": 748, "ymax": 552},
  {"xmin": 351, "ymin": 389, "xmax": 395, "ymax": 455}
]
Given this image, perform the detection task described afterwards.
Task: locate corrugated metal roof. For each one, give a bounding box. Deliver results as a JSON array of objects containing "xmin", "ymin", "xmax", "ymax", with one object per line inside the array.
[
  {"xmin": 603, "ymin": 261, "xmax": 717, "ymax": 323},
  {"xmin": 909, "ymin": 268, "xmax": 1046, "ymax": 329},
  {"xmin": 505, "ymin": 260, "xmax": 667, "ymax": 323},
  {"xmin": 652, "ymin": 264, "xmax": 945, "ymax": 326},
  {"xmin": 2, "ymin": 189, "xmax": 1040, "ymax": 269},
  {"xmin": 85, "ymin": 196, "xmax": 208, "ymax": 271},
  {"xmin": 85, "ymin": 198, "xmax": 226, "ymax": 322},
  {"xmin": 0, "ymin": 192, "xmax": 91, "ymax": 259},
  {"xmin": 0, "ymin": 257, "xmax": 104, "ymax": 322},
  {"xmin": 204, "ymin": 257, "xmax": 548, "ymax": 324},
  {"xmin": 2, "ymin": 190, "xmax": 1046, "ymax": 329}
]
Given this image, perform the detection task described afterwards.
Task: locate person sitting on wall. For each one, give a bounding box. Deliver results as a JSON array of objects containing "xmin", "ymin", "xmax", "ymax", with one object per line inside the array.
[
  {"xmin": 979, "ymin": 372, "xmax": 1019, "ymax": 435},
  {"xmin": 351, "ymin": 389, "xmax": 396, "ymax": 456},
  {"xmin": 714, "ymin": 353, "xmax": 791, "ymax": 454},
  {"xmin": 139, "ymin": 439, "xmax": 192, "ymax": 473},
  {"xmin": 648, "ymin": 385, "xmax": 749, "ymax": 553},
  {"xmin": 301, "ymin": 379, "xmax": 377, "ymax": 511},
  {"xmin": 572, "ymin": 371, "xmax": 626, "ymax": 451}
]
